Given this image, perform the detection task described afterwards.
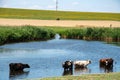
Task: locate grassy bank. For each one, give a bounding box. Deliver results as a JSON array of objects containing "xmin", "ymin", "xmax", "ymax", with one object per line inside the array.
[
  {"xmin": 47, "ymin": 27, "xmax": 120, "ymax": 42},
  {"xmin": 0, "ymin": 25, "xmax": 55, "ymax": 45},
  {"xmin": 0, "ymin": 25, "xmax": 120, "ymax": 45},
  {"xmin": 25, "ymin": 72, "xmax": 120, "ymax": 80},
  {"xmin": 0, "ymin": 8, "xmax": 120, "ymax": 21}
]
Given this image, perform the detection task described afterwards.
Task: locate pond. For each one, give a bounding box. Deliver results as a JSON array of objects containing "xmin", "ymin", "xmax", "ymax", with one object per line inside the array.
[{"xmin": 0, "ymin": 38, "xmax": 120, "ymax": 80}]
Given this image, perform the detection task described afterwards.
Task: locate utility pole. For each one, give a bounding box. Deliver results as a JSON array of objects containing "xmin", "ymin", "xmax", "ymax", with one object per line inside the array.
[
  {"xmin": 56, "ymin": 0, "xmax": 60, "ymax": 20},
  {"xmin": 56, "ymin": 0, "xmax": 58, "ymax": 11}
]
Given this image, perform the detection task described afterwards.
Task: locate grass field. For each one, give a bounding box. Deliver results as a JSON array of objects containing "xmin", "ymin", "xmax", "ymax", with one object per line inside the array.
[
  {"xmin": 24, "ymin": 72, "xmax": 120, "ymax": 80},
  {"xmin": 0, "ymin": 8, "xmax": 120, "ymax": 21}
]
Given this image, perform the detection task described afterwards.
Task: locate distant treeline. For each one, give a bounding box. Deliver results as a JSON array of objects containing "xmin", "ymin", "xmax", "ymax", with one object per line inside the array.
[{"xmin": 0, "ymin": 25, "xmax": 120, "ymax": 45}]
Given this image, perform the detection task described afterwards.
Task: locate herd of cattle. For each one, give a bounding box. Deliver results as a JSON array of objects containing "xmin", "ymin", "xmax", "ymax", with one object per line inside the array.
[
  {"xmin": 62, "ymin": 58, "xmax": 114, "ymax": 75},
  {"xmin": 9, "ymin": 58, "xmax": 114, "ymax": 76}
]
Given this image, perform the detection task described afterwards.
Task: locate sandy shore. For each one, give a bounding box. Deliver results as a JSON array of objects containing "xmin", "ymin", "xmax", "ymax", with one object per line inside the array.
[{"xmin": 0, "ymin": 18, "xmax": 120, "ymax": 27}]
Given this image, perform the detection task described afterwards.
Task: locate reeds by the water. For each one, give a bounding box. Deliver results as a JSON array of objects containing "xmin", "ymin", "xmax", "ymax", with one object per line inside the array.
[
  {"xmin": 0, "ymin": 25, "xmax": 55, "ymax": 45},
  {"xmin": 55, "ymin": 27, "xmax": 120, "ymax": 42},
  {"xmin": 0, "ymin": 25, "xmax": 120, "ymax": 45}
]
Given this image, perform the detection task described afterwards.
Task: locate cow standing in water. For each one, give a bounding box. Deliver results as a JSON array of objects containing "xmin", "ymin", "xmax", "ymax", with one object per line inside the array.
[
  {"xmin": 9, "ymin": 63, "xmax": 30, "ymax": 76},
  {"xmin": 99, "ymin": 58, "xmax": 114, "ymax": 67},
  {"xmin": 9, "ymin": 63, "xmax": 30, "ymax": 71},
  {"xmin": 99, "ymin": 58, "xmax": 114, "ymax": 73},
  {"xmin": 62, "ymin": 60, "xmax": 73, "ymax": 71},
  {"xmin": 62, "ymin": 61, "xmax": 73, "ymax": 76},
  {"xmin": 74, "ymin": 60, "xmax": 91, "ymax": 68}
]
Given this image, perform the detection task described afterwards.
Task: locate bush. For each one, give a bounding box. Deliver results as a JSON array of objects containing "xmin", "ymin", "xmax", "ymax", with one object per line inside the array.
[{"xmin": 0, "ymin": 25, "xmax": 55, "ymax": 45}]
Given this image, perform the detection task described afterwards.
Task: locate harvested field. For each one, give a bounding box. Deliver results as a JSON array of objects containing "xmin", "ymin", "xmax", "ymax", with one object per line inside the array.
[{"xmin": 0, "ymin": 18, "xmax": 120, "ymax": 27}]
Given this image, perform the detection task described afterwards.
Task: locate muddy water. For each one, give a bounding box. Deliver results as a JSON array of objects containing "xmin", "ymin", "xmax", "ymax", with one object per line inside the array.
[{"xmin": 0, "ymin": 39, "xmax": 120, "ymax": 80}]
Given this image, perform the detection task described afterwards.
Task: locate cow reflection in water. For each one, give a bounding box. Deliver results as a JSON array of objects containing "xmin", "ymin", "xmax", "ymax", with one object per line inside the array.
[
  {"xmin": 9, "ymin": 70, "xmax": 29, "ymax": 80},
  {"xmin": 74, "ymin": 67, "xmax": 90, "ymax": 74},
  {"xmin": 62, "ymin": 69, "xmax": 73, "ymax": 76},
  {"xmin": 100, "ymin": 65, "xmax": 113, "ymax": 73},
  {"xmin": 9, "ymin": 63, "xmax": 30, "ymax": 80}
]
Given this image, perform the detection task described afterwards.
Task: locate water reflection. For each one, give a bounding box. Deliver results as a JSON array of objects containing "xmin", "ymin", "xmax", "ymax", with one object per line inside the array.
[
  {"xmin": 62, "ymin": 69, "xmax": 73, "ymax": 76},
  {"xmin": 106, "ymin": 42, "xmax": 120, "ymax": 46},
  {"xmin": 100, "ymin": 65, "xmax": 113, "ymax": 73},
  {"xmin": 62, "ymin": 67, "xmax": 91, "ymax": 76},
  {"xmin": 74, "ymin": 67, "xmax": 91, "ymax": 75},
  {"xmin": 9, "ymin": 71, "xmax": 29, "ymax": 80}
]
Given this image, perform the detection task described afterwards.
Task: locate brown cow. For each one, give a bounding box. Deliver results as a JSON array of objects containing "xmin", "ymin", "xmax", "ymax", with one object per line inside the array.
[
  {"xmin": 99, "ymin": 58, "xmax": 114, "ymax": 73},
  {"xmin": 99, "ymin": 58, "xmax": 114, "ymax": 67}
]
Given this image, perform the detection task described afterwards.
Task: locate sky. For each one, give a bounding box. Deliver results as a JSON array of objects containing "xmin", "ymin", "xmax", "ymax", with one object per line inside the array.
[{"xmin": 0, "ymin": 0, "xmax": 120, "ymax": 13}]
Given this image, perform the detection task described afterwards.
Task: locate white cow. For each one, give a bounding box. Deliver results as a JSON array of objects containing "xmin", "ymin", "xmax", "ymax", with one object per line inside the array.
[{"xmin": 74, "ymin": 60, "xmax": 91, "ymax": 68}]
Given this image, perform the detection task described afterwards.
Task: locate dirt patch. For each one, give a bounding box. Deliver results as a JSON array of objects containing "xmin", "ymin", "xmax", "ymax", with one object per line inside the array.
[{"xmin": 0, "ymin": 18, "xmax": 120, "ymax": 27}]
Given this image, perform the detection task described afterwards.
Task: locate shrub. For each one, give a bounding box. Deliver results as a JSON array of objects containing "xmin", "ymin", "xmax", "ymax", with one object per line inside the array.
[{"xmin": 0, "ymin": 25, "xmax": 55, "ymax": 45}]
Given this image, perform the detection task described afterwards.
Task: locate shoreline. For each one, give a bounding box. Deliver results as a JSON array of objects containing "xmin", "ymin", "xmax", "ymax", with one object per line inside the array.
[{"xmin": 36, "ymin": 72, "xmax": 120, "ymax": 80}]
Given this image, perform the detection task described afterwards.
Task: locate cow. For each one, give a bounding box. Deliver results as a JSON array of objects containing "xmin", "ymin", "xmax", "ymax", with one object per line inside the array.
[
  {"xmin": 99, "ymin": 58, "xmax": 114, "ymax": 67},
  {"xmin": 99, "ymin": 58, "xmax": 114, "ymax": 73},
  {"xmin": 62, "ymin": 60, "xmax": 73, "ymax": 71},
  {"xmin": 9, "ymin": 63, "xmax": 30, "ymax": 76},
  {"xmin": 74, "ymin": 60, "xmax": 91, "ymax": 68},
  {"xmin": 9, "ymin": 63, "xmax": 30, "ymax": 72}
]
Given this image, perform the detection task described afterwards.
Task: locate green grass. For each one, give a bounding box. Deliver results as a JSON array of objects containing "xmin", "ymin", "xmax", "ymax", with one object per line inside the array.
[
  {"xmin": 24, "ymin": 72, "xmax": 120, "ymax": 80},
  {"xmin": 0, "ymin": 8, "xmax": 120, "ymax": 21}
]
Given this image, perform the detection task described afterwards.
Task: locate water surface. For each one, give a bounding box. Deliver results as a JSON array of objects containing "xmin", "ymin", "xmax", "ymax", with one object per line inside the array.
[{"xmin": 0, "ymin": 39, "xmax": 120, "ymax": 80}]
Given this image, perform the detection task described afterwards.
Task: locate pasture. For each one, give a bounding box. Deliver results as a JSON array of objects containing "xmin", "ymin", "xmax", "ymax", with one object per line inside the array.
[{"xmin": 0, "ymin": 8, "xmax": 120, "ymax": 21}]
